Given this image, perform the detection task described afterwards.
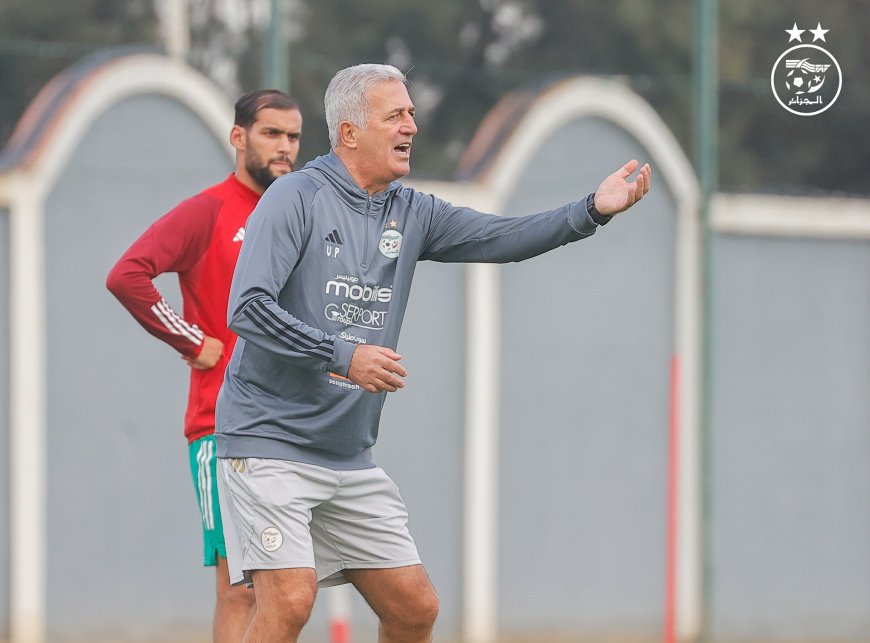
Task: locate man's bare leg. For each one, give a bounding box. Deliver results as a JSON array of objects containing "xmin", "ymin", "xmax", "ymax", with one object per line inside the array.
[
  {"xmin": 344, "ymin": 565, "xmax": 439, "ymax": 643},
  {"xmin": 242, "ymin": 568, "xmax": 317, "ymax": 643},
  {"xmin": 214, "ymin": 556, "xmax": 256, "ymax": 643}
]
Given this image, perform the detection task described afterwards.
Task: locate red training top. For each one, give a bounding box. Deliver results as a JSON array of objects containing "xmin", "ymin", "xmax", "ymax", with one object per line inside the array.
[{"xmin": 107, "ymin": 174, "xmax": 260, "ymax": 443}]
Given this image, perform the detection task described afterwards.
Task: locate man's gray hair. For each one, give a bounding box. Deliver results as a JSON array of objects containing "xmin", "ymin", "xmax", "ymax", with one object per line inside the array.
[{"xmin": 325, "ymin": 64, "xmax": 408, "ymax": 148}]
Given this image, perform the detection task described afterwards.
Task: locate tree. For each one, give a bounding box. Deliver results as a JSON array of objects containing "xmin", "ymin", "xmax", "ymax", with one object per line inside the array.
[
  {"xmin": 1, "ymin": 0, "xmax": 867, "ymax": 195},
  {"xmin": 0, "ymin": 0, "xmax": 159, "ymax": 147}
]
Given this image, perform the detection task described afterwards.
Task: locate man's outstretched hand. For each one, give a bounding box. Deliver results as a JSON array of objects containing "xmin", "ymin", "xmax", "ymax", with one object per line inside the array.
[
  {"xmin": 593, "ymin": 159, "xmax": 651, "ymax": 216},
  {"xmin": 348, "ymin": 344, "xmax": 408, "ymax": 393}
]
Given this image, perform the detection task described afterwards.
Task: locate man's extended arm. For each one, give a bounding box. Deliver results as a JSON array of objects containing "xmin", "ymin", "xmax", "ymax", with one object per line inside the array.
[{"xmin": 418, "ymin": 160, "xmax": 651, "ymax": 264}]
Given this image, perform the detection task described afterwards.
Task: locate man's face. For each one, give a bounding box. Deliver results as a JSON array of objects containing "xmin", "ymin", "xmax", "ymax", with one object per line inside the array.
[
  {"xmin": 354, "ymin": 80, "xmax": 417, "ymax": 192},
  {"xmin": 234, "ymin": 107, "xmax": 302, "ymax": 192}
]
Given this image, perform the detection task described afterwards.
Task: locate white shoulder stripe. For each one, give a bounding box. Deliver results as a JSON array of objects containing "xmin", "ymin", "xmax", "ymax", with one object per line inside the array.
[{"xmin": 151, "ymin": 298, "xmax": 204, "ymax": 345}]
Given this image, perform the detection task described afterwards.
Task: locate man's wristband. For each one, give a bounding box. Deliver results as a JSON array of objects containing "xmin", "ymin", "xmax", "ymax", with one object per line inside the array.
[{"xmin": 585, "ymin": 192, "xmax": 613, "ymax": 226}]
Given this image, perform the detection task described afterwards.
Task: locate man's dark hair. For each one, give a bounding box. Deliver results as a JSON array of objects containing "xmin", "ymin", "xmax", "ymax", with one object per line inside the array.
[{"xmin": 234, "ymin": 89, "xmax": 299, "ymax": 128}]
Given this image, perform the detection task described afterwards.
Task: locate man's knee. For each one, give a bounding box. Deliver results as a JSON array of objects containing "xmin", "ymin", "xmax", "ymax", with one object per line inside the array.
[
  {"xmin": 265, "ymin": 587, "xmax": 314, "ymax": 621},
  {"xmin": 216, "ymin": 580, "xmax": 255, "ymax": 610},
  {"xmin": 252, "ymin": 569, "xmax": 317, "ymax": 628},
  {"xmin": 413, "ymin": 589, "xmax": 440, "ymax": 627},
  {"xmin": 386, "ymin": 587, "xmax": 440, "ymax": 630},
  {"xmin": 215, "ymin": 559, "xmax": 256, "ymax": 611}
]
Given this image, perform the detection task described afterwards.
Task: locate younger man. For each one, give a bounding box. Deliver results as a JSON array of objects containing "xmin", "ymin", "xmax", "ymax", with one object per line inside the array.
[{"xmin": 106, "ymin": 89, "xmax": 302, "ymax": 642}]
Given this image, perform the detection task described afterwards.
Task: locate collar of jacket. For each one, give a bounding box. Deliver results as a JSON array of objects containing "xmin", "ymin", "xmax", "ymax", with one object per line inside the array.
[{"xmin": 301, "ymin": 150, "xmax": 401, "ymax": 214}]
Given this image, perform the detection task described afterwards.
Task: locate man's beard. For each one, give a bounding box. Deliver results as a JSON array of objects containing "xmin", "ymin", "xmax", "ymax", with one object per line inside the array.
[{"xmin": 246, "ymin": 152, "xmax": 293, "ymax": 191}]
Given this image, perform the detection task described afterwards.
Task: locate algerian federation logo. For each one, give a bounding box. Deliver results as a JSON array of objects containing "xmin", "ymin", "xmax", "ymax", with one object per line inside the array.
[
  {"xmin": 379, "ymin": 229, "xmax": 402, "ymax": 259},
  {"xmin": 261, "ymin": 526, "xmax": 283, "ymax": 552},
  {"xmin": 771, "ymin": 23, "xmax": 841, "ymax": 116}
]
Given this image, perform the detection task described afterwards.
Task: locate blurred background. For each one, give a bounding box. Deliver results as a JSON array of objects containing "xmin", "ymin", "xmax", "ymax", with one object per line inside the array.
[
  {"xmin": 2, "ymin": 0, "xmax": 869, "ymax": 192},
  {"xmin": 1, "ymin": 1, "xmax": 868, "ymax": 642}
]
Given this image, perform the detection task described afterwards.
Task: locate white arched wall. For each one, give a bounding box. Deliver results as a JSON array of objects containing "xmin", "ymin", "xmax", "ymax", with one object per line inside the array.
[
  {"xmin": 4, "ymin": 53, "xmax": 865, "ymax": 643},
  {"xmin": 0, "ymin": 53, "xmax": 233, "ymax": 643},
  {"xmin": 409, "ymin": 76, "xmax": 702, "ymax": 643}
]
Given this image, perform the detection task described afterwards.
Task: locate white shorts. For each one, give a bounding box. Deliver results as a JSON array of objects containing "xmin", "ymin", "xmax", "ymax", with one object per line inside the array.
[{"xmin": 217, "ymin": 457, "xmax": 422, "ymax": 587}]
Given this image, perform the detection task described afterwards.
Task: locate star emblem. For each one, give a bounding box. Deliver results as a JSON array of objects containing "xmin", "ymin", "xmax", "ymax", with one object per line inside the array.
[
  {"xmin": 387, "ymin": 220, "xmax": 398, "ymax": 229},
  {"xmin": 809, "ymin": 22, "xmax": 829, "ymax": 42},
  {"xmin": 785, "ymin": 22, "xmax": 805, "ymax": 42}
]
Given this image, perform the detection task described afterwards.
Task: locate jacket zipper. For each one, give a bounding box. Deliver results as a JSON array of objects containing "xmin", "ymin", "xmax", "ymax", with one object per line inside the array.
[{"xmin": 361, "ymin": 194, "xmax": 372, "ymax": 269}]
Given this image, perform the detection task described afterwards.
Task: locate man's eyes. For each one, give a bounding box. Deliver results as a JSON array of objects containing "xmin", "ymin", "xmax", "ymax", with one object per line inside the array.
[{"xmin": 264, "ymin": 130, "xmax": 299, "ymax": 140}]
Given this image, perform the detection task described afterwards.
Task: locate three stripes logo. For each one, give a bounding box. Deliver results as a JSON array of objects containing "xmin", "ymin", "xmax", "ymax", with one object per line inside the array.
[{"xmin": 325, "ymin": 228, "xmax": 343, "ymax": 258}]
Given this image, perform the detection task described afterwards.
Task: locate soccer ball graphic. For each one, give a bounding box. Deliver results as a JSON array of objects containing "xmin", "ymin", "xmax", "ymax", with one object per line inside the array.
[
  {"xmin": 786, "ymin": 67, "xmax": 814, "ymax": 93},
  {"xmin": 784, "ymin": 58, "xmax": 826, "ymax": 95}
]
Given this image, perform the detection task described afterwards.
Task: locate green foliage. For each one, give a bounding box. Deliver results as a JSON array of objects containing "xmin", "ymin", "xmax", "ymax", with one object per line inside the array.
[
  {"xmin": 717, "ymin": 0, "xmax": 870, "ymax": 194},
  {"xmin": 0, "ymin": 0, "xmax": 158, "ymax": 145},
  {"xmin": 1, "ymin": 0, "xmax": 867, "ymax": 195}
]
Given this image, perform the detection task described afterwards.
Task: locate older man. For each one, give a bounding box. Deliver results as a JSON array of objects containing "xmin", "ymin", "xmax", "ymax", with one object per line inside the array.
[{"xmin": 216, "ymin": 64, "xmax": 650, "ymax": 642}]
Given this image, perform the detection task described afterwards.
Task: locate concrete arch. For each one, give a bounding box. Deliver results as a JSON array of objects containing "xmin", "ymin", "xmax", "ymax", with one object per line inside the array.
[
  {"xmin": 0, "ymin": 52, "xmax": 233, "ymax": 643},
  {"xmin": 410, "ymin": 75, "xmax": 701, "ymax": 642},
  {"xmin": 1, "ymin": 51, "xmax": 232, "ymax": 192}
]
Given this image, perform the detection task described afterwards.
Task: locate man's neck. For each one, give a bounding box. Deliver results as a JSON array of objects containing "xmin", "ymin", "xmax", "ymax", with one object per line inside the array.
[
  {"xmin": 233, "ymin": 170, "xmax": 266, "ymax": 196},
  {"xmin": 333, "ymin": 147, "xmax": 387, "ymax": 195}
]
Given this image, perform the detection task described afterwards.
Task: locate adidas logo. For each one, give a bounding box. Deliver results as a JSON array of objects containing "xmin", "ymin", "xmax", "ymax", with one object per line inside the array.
[
  {"xmin": 232, "ymin": 227, "xmax": 245, "ymax": 242},
  {"xmin": 325, "ymin": 228, "xmax": 343, "ymax": 258}
]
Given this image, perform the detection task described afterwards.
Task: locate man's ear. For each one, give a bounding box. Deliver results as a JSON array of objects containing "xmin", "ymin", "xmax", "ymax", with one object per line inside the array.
[
  {"xmin": 230, "ymin": 124, "xmax": 246, "ymax": 152},
  {"xmin": 339, "ymin": 121, "xmax": 358, "ymax": 149}
]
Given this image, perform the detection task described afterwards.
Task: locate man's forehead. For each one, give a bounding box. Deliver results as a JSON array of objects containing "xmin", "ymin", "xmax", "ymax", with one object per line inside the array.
[
  {"xmin": 253, "ymin": 107, "xmax": 302, "ymax": 128},
  {"xmin": 367, "ymin": 80, "xmax": 414, "ymax": 110}
]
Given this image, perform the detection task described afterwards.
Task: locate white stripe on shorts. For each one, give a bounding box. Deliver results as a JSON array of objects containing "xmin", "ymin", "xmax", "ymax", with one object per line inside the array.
[{"xmin": 196, "ymin": 439, "xmax": 215, "ymax": 530}]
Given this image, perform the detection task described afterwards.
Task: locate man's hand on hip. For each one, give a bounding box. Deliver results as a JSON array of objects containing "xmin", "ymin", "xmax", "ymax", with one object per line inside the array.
[{"xmin": 184, "ymin": 335, "xmax": 224, "ymax": 370}]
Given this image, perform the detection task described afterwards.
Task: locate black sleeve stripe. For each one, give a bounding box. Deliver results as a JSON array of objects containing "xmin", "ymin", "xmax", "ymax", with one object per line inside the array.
[
  {"xmin": 244, "ymin": 309, "xmax": 333, "ymax": 361},
  {"xmin": 246, "ymin": 304, "xmax": 334, "ymax": 358},
  {"xmin": 244, "ymin": 304, "xmax": 333, "ymax": 361},
  {"xmin": 249, "ymin": 299, "xmax": 333, "ymax": 354},
  {"xmin": 243, "ymin": 309, "xmax": 296, "ymax": 352},
  {"xmin": 250, "ymin": 300, "xmax": 333, "ymax": 353}
]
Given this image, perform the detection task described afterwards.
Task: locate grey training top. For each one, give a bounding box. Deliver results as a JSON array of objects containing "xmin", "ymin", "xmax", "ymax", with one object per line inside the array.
[{"xmin": 215, "ymin": 150, "xmax": 602, "ymax": 469}]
